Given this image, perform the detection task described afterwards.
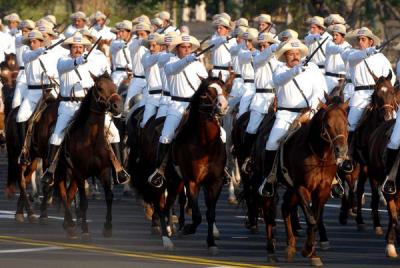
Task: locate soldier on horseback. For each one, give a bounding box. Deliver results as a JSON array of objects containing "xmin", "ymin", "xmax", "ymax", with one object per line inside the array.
[
  {"xmin": 40, "ymin": 32, "xmax": 129, "ymax": 186},
  {"xmin": 258, "ymin": 38, "xmax": 327, "ymax": 196},
  {"xmin": 148, "ymin": 34, "xmax": 207, "ymax": 187}
]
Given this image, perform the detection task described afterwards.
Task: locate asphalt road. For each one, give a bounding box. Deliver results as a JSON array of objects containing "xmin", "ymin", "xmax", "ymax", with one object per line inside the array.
[{"xmin": 0, "ymin": 151, "xmax": 399, "ymax": 268}]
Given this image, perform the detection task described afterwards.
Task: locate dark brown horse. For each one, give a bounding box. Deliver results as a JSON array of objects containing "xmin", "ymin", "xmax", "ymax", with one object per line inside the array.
[
  {"xmin": 279, "ymin": 98, "xmax": 349, "ymax": 266},
  {"xmin": 368, "ymin": 119, "xmax": 400, "ymax": 258},
  {"xmin": 53, "ymin": 73, "xmax": 123, "ymax": 239}
]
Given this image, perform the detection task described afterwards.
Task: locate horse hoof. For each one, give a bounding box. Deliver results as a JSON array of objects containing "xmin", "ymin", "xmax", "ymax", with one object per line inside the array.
[
  {"xmin": 172, "ymin": 214, "xmax": 179, "ymax": 224},
  {"xmin": 228, "ymin": 197, "xmax": 238, "ymax": 205},
  {"xmin": 39, "ymin": 217, "xmax": 49, "ymax": 225},
  {"xmin": 375, "ymin": 226, "xmax": 384, "ymax": 236},
  {"xmin": 267, "ymin": 254, "xmax": 278, "ymax": 263},
  {"xmin": 15, "ymin": 213, "xmax": 24, "ymax": 223},
  {"xmin": 213, "ymin": 223, "xmax": 220, "ymax": 240},
  {"xmin": 81, "ymin": 232, "xmax": 92, "ymax": 242},
  {"xmin": 385, "ymin": 244, "xmax": 398, "ymax": 258},
  {"xmin": 286, "ymin": 246, "xmax": 296, "ymax": 262},
  {"xmin": 208, "ymin": 246, "xmax": 218, "ymax": 256},
  {"xmin": 357, "ymin": 223, "xmax": 367, "ymax": 232},
  {"xmin": 349, "ymin": 208, "xmax": 357, "ymax": 218},
  {"xmin": 151, "ymin": 226, "xmax": 161, "ymax": 235},
  {"xmin": 310, "ymin": 257, "xmax": 324, "ymax": 267},
  {"xmin": 162, "ymin": 236, "xmax": 174, "ymax": 251},
  {"xmin": 28, "ymin": 214, "xmax": 38, "ymax": 224},
  {"xmin": 301, "ymin": 247, "xmax": 314, "ymax": 258},
  {"xmin": 319, "ymin": 241, "xmax": 330, "ymax": 251},
  {"xmin": 102, "ymin": 227, "xmax": 112, "ymax": 238},
  {"xmin": 66, "ymin": 227, "xmax": 78, "ymax": 240}
]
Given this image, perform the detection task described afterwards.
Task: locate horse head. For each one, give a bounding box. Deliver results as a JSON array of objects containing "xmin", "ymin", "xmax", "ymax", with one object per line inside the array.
[
  {"xmin": 0, "ymin": 66, "xmax": 17, "ymax": 90},
  {"xmin": 4, "ymin": 53, "xmax": 18, "ymax": 72},
  {"xmin": 372, "ymin": 70, "xmax": 396, "ymax": 121},
  {"xmin": 196, "ymin": 75, "xmax": 229, "ymax": 117},
  {"xmin": 90, "ymin": 72, "xmax": 123, "ymax": 116},
  {"xmin": 318, "ymin": 96, "xmax": 349, "ymax": 165}
]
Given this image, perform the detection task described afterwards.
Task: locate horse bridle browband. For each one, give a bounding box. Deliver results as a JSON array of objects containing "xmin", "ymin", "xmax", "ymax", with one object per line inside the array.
[{"xmin": 198, "ymin": 82, "xmax": 226, "ymax": 118}]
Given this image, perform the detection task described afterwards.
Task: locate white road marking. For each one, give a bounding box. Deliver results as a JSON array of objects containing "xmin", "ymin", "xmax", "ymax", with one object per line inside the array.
[
  {"xmin": 0, "ymin": 210, "xmax": 92, "ymax": 222},
  {"xmin": 0, "ymin": 246, "xmax": 62, "ymax": 254}
]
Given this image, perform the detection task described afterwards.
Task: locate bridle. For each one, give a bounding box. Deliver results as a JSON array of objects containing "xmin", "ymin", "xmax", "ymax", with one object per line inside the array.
[
  {"xmin": 198, "ymin": 81, "xmax": 226, "ymax": 119},
  {"xmin": 91, "ymin": 83, "xmax": 119, "ymax": 113}
]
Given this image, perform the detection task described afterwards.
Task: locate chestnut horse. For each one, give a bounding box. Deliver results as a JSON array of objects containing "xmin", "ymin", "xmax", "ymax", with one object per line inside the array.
[
  {"xmin": 53, "ymin": 73, "xmax": 123, "ymax": 239},
  {"xmin": 279, "ymin": 98, "xmax": 349, "ymax": 266}
]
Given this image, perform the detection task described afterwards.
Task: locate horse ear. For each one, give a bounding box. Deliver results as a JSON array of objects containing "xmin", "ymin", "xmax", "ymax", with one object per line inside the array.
[
  {"xmin": 103, "ymin": 71, "xmax": 110, "ymax": 78},
  {"xmin": 341, "ymin": 98, "xmax": 350, "ymax": 111},
  {"xmin": 318, "ymin": 99, "xmax": 328, "ymax": 110},
  {"xmin": 323, "ymin": 91, "xmax": 332, "ymax": 105},
  {"xmin": 197, "ymin": 74, "xmax": 206, "ymax": 82},
  {"xmin": 90, "ymin": 72, "xmax": 98, "ymax": 82},
  {"xmin": 386, "ymin": 70, "xmax": 393, "ymax": 82}
]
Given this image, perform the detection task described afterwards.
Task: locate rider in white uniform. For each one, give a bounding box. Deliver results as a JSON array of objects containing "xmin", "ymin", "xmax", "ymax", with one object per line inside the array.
[
  {"xmin": 41, "ymin": 32, "xmax": 129, "ymax": 186},
  {"xmin": 229, "ymin": 26, "xmax": 247, "ymax": 104},
  {"xmin": 259, "ymin": 39, "xmax": 327, "ymax": 196},
  {"xmin": 12, "ymin": 20, "xmax": 35, "ymax": 109},
  {"xmin": 155, "ymin": 11, "xmax": 180, "ymax": 34},
  {"xmin": 90, "ymin": 11, "xmax": 116, "ymax": 40},
  {"xmin": 3, "ymin": 13, "xmax": 21, "ymax": 54},
  {"xmin": 148, "ymin": 34, "xmax": 207, "ymax": 187},
  {"xmin": 63, "ymin": 11, "xmax": 89, "ymax": 38}
]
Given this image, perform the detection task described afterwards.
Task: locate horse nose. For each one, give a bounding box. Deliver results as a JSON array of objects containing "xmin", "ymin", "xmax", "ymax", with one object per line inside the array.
[{"xmin": 111, "ymin": 99, "xmax": 123, "ymax": 115}]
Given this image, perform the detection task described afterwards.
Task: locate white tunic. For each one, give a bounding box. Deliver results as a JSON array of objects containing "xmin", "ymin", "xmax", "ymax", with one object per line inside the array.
[
  {"xmin": 63, "ymin": 25, "xmax": 88, "ymax": 38},
  {"xmin": 324, "ymin": 40, "xmax": 351, "ymax": 92},
  {"xmin": 23, "ymin": 49, "xmax": 58, "ymax": 86},
  {"xmin": 129, "ymin": 39, "xmax": 148, "ymax": 76},
  {"xmin": 142, "ymin": 51, "xmax": 162, "ymax": 106},
  {"xmin": 15, "ymin": 36, "xmax": 28, "ymax": 82},
  {"xmin": 91, "ymin": 25, "xmax": 116, "ymax": 40},
  {"xmin": 86, "ymin": 49, "xmax": 111, "ymax": 77},
  {"xmin": 0, "ymin": 31, "xmax": 14, "ymax": 62},
  {"xmin": 110, "ymin": 38, "xmax": 132, "ymax": 71},
  {"xmin": 210, "ymin": 35, "xmax": 236, "ymax": 68},
  {"xmin": 304, "ymin": 31, "xmax": 332, "ymax": 68}
]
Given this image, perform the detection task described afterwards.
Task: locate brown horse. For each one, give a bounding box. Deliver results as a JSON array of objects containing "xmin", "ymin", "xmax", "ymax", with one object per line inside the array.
[
  {"xmin": 5, "ymin": 94, "xmax": 59, "ymax": 223},
  {"xmin": 278, "ymin": 98, "xmax": 349, "ymax": 266},
  {"xmin": 53, "ymin": 73, "xmax": 123, "ymax": 239},
  {"xmin": 347, "ymin": 71, "xmax": 396, "ymax": 233},
  {"xmin": 368, "ymin": 120, "xmax": 400, "ymax": 258}
]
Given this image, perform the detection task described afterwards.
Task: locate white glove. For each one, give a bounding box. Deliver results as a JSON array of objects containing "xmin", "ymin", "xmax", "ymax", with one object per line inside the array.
[
  {"xmin": 270, "ymin": 43, "xmax": 279, "ymax": 53},
  {"xmin": 185, "ymin": 54, "xmax": 197, "ymax": 63},
  {"xmin": 75, "ymin": 56, "xmax": 87, "ymax": 65},
  {"xmin": 37, "ymin": 47, "xmax": 47, "ymax": 55},
  {"xmin": 292, "ymin": 64, "xmax": 306, "ymax": 76},
  {"xmin": 313, "ymin": 34, "xmax": 321, "ymax": 41},
  {"xmin": 366, "ymin": 46, "xmax": 379, "ymax": 56},
  {"xmin": 213, "ymin": 36, "xmax": 227, "ymax": 46}
]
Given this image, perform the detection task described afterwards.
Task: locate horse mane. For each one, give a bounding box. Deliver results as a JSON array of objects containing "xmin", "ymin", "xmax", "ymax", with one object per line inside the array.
[{"xmin": 68, "ymin": 88, "xmax": 94, "ymax": 133}]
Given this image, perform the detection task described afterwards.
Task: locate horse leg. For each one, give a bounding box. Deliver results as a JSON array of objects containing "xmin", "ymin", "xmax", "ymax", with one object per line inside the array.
[
  {"xmin": 291, "ymin": 205, "xmax": 305, "ymax": 237},
  {"xmin": 263, "ymin": 196, "xmax": 277, "ymax": 263},
  {"xmin": 242, "ymin": 175, "xmax": 258, "ymax": 232},
  {"xmin": 182, "ymin": 181, "xmax": 201, "ymax": 235},
  {"xmin": 39, "ymin": 184, "xmax": 51, "ymax": 224},
  {"xmin": 15, "ymin": 194, "xmax": 25, "ymax": 223},
  {"xmin": 385, "ymin": 195, "xmax": 398, "ymax": 258},
  {"xmin": 101, "ymin": 170, "xmax": 114, "ymax": 238},
  {"xmin": 369, "ymin": 177, "xmax": 383, "ymax": 235},
  {"xmin": 355, "ymin": 170, "xmax": 367, "ymax": 230},
  {"xmin": 18, "ymin": 168, "xmax": 36, "ymax": 223},
  {"xmin": 77, "ymin": 180, "xmax": 90, "ymax": 241},
  {"xmin": 60, "ymin": 178, "xmax": 77, "ymax": 239},
  {"xmin": 318, "ymin": 207, "xmax": 330, "ymax": 250},
  {"xmin": 339, "ymin": 184, "xmax": 350, "ymax": 225},
  {"xmin": 282, "ymin": 189, "xmax": 298, "ymax": 262},
  {"xmin": 151, "ymin": 209, "xmax": 161, "ymax": 235},
  {"xmin": 178, "ymin": 189, "xmax": 186, "ymax": 230}
]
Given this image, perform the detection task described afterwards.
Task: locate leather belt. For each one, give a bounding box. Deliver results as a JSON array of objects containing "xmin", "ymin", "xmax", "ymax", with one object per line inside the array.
[
  {"xmin": 28, "ymin": 84, "xmax": 52, "ymax": 90},
  {"xmin": 133, "ymin": 74, "xmax": 145, "ymax": 79},
  {"xmin": 325, "ymin": 72, "xmax": 345, "ymax": 78},
  {"xmin": 317, "ymin": 65, "xmax": 324, "ymax": 69},
  {"xmin": 213, "ymin": 66, "xmax": 229, "ymax": 70},
  {"xmin": 115, "ymin": 67, "xmax": 131, "ymax": 72},
  {"xmin": 256, "ymin": 88, "xmax": 274, "ymax": 93},
  {"xmin": 278, "ymin": 107, "xmax": 307, "ymax": 113},
  {"xmin": 171, "ymin": 96, "xmax": 191, "ymax": 102},
  {"xmin": 162, "ymin": 90, "xmax": 170, "ymax": 96},
  {"xmin": 346, "ymin": 79, "xmax": 352, "ymax": 83},
  {"xmin": 355, "ymin": 85, "xmax": 375, "ymax": 91},
  {"xmin": 235, "ymin": 74, "xmax": 241, "ymax": 78},
  {"xmin": 60, "ymin": 96, "xmax": 85, "ymax": 102},
  {"xmin": 19, "ymin": 66, "xmax": 24, "ymax": 70},
  {"xmin": 244, "ymin": 79, "xmax": 254, "ymax": 83},
  {"xmin": 149, "ymin": 89, "xmax": 163, "ymax": 95}
]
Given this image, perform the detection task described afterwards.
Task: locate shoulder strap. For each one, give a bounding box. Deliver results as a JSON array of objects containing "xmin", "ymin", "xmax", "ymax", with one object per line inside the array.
[
  {"xmin": 183, "ymin": 70, "xmax": 196, "ymax": 92},
  {"xmin": 317, "ymin": 40, "xmax": 326, "ymax": 57},
  {"xmin": 38, "ymin": 58, "xmax": 48, "ymax": 75},
  {"xmin": 74, "ymin": 67, "xmax": 82, "ymax": 81},
  {"xmin": 293, "ymin": 78, "xmax": 310, "ymax": 108},
  {"xmin": 363, "ymin": 58, "xmax": 376, "ymax": 82},
  {"xmin": 122, "ymin": 45, "xmax": 130, "ymax": 67}
]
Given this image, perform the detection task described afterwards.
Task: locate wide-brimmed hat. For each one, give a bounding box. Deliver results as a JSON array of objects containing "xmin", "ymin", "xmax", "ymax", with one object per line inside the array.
[
  {"xmin": 275, "ymin": 38, "xmax": 308, "ymax": 62},
  {"xmin": 157, "ymin": 11, "xmax": 171, "ymax": 21},
  {"xmin": 212, "ymin": 17, "xmax": 231, "ymax": 29},
  {"xmin": 324, "ymin": 14, "xmax": 346, "ymax": 25},
  {"xmin": 327, "ymin": 24, "xmax": 347, "ymax": 35},
  {"xmin": 257, "ymin": 32, "xmax": 278, "ymax": 46},
  {"xmin": 4, "ymin": 13, "xmax": 20, "ymax": 22},
  {"xmin": 307, "ymin": 16, "xmax": 325, "ymax": 29},
  {"xmin": 90, "ymin": 11, "xmax": 109, "ymax": 25},
  {"xmin": 79, "ymin": 29, "xmax": 97, "ymax": 43},
  {"xmin": 22, "ymin": 30, "xmax": 45, "ymax": 45},
  {"xmin": 242, "ymin": 28, "xmax": 259, "ymax": 41},
  {"xmin": 170, "ymin": 34, "xmax": 200, "ymax": 53},
  {"xmin": 235, "ymin": 18, "xmax": 248, "ymax": 28},
  {"xmin": 212, "ymin": 12, "xmax": 231, "ymax": 22},
  {"xmin": 43, "ymin": 15, "xmax": 57, "ymax": 25},
  {"xmin": 70, "ymin": 11, "xmax": 88, "ymax": 22},
  {"xmin": 254, "ymin": 14, "xmax": 272, "ymax": 24},
  {"xmin": 36, "ymin": 18, "xmax": 54, "ymax": 29},
  {"xmin": 114, "ymin": 20, "xmax": 132, "ymax": 31},
  {"xmin": 61, "ymin": 32, "xmax": 91, "ymax": 49},
  {"xmin": 133, "ymin": 15, "xmax": 151, "ymax": 26},
  {"xmin": 143, "ymin": 33, "xmax": 164, "ymax": 48},
  {"xmin": 19, "ymin": 19, "xmax": 35, "ymax": 30},
  {"xmin": 151, "ymin": 17, "xmax": 163, "ymax": 28},
  {"xmin": 233, "ymin": 26, "xmax": 247, "ymax": 38},
  {"xmin": 278, "ymin": 29, "xmax": 298, "ymax": 41},
  {"xmin": 346, "ymin": 27, "xmax": 381, "ymax": 46},
  {"xmin": 132, "ymin": 22, "xmax": 152, "ymax": 33},
  {"xmin": 38, "ymin": 24, "xmax": 58, "ymax": 37},
  {"xmin": 162, "ymin": 31, "xmax": 178, "ymax": 46}
]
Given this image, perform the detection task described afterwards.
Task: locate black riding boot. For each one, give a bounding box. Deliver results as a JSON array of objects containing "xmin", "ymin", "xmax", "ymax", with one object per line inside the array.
[
  {"xmin": 17, "ymin": 121, "xmax": 30, "ymax": 165},
  {"xmin": 339, "ymin": 131, "xmax": 354, "ymax": 173},
  {"xmin": 111, "ymin": 143, "xmax": 131, "ymax": 185},
  {"xmin": 241, "ymin": 133, "xmax": 257, "ymax": 174},
  {"xmin": 148, "ymin": 142, "xmax": 170, "ymax": 188},
  {"xmin": 259, "ymin": 150, "xmax": 277, "ymax": 197},
  {"xmin": 41, "ymin": 145, "xmax": 60, "ymax": 186},
  {"xmin": 382, "ymin": 148, "xmax": 399, "ymax": 195}
]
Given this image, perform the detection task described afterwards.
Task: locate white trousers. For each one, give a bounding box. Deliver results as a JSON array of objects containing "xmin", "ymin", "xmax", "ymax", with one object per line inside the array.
[
  {"xmin": 12, "ymin": 81, "xmax": 27, "ymax": 108},
  {"xmin": 124, "ymin": 77, "xmax": 146, "ymax": 112},
  {"xmin": 140, "ymin": 103, "xmax": 157, "ymax": 128},
  {"xmin": 159, "ymin": 113, "xmax": 182, "ymax": 144},
  {"xmin": 246, "ymin": 110, "xmax": 265, "ymax": 134},
  {"xmin": 265, "ymin": 117, "xmax": 292, "ymax": 150},
  {"xmin": 348, "ymin": 106, "xmax": 364, "ymax": 132},
  {"xmin": 156, "ymin": 103, "xmax": 168, "ymax": 119},
  {"xmin": 388, "ymin": 112, "xmax": 400, "ymax": 149},
  {"xmin": 111, "ymin": 71, "xmax": 128, "ymax": 89},
  {"xmin": 237, "ymin": 83, "xmax": 255, "ymax": 119},
  {"xmin": 16, "ymin": 91, "xmax": 42, "ymax": 123}
]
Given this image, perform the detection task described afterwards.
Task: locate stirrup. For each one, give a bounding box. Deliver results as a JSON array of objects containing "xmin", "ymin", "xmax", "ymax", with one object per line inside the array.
[
  {"xmin": 115, "ymin": 169, "xmax": 131, "ymax": 185},
  {"xmin": 339, "ymin": 159, "xmax": 353, "ymax": 174},
  {"xmin": 41, "ymin": 169, "xmax": 55, "ymax": 187},
  {"xmin": 258, "ymin": 176, "xmax": 275, "ymax": 197},
  {"xmin": 382, "ymin": 176, "xmax": 397, "ymax": 195},
  {"xmin": 241, "ymin": 157, "xmax": 254, "ymax": 175},
  {"xmin": 18, "ymin": 153, "xmax": 31, "ymax": 166},
  {"xmin": 148, "ymin": 169, "xmax": 165, "ymax": 188}
]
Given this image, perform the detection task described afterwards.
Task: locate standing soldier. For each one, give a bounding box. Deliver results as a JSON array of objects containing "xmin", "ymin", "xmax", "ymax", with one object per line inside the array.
[
  {"xmin": 258, "ymin": 38, "xmax": 327, "ymax": 196},
  {"xmin": 148, "ymin": 34, "xmax": 207, "ymax": 187},
  {"xmin": 304, "ymin": 16, "xmax": 332, "ymax": 72},
  {"xmin": 64, "ymin": 12, "xmax": 88, "ymax": 38},
  {"xmin": 110, "ymin": 20, "xmax": 133, "ymax": 88},
  {"xmin": 17, "ymin": 30, "xmax": 59, "ymax": 165},
  {"xmin": 12, "ymin": 20, "xmax": 35, "ymax": 109}
]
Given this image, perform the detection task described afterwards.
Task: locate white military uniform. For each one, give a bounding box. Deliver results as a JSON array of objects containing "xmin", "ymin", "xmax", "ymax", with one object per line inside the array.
[
  {"xmin": 110, "ymin": 38, "xmax": 132, "ymax": 88},
  {"xmin": 346, "ymin": 50, "xmax": 395, "ymax": 131},
  {"xmin": 86, "ymin": 49, "xmax": 111, "ymax": 77},
  {"xmin": 5, "ymin": 26, "xmax": 20, "ymax": 54},
  {"xmin": 159, "ymin": 56, "xmax": 208, "ymax": 144},
  {"xmin": 156, "ymin": 25, "xmax": 180, "ymax": 35},
  {"xmin": 341, "ymin": 48, "xmax": 355, "ymax": 102},
  {"xmin": 324, "ymin": 40, "xmax": 351, "ymax": 93},
  {"xmin": 91, "ymin": 25, "xmax": 116, "ymax": 40},
  {"xmin": 246, "ymin": 47, "xmax": 279, "ymax": 134},
  {"xmin": 124, "ymin": 38, "xmax": 148, "ymax": 112},
  {"xmin": 141, "ymin": 51, "xmax": 162, "ymax": 127},
  {"xmin": 16, "ymin": 48, "xmax": 59, "ymax": 123},
  {"xmin": 156, "ymin": 51, "xmax": 173, "ymax": 119},
  {"xmin": 304, "ymin": 31, "xmax": 332, "ymax": 72},
  {"xmin": 12, "ymin": 35, "xmax": 29, "ymax": 108},
  {"xmin": 0, "ymin": 31, "xmax": 14, "ymax": 62},
  {"xmin": 63, "ymin": 25, "xmax": 87, "ymax": 38},
  {"xmin": 229, "ymin": 41, "xmax": 245, "ymax": 102},
  {"xmin": 266, "ymin": 63, "xmax": 327, "ymax": 150},
  {"xmin": 50, "ymin": 55, "xmax": 120, "ymax": 145},
  {"xmin": 209, "ymin": 35, "xmax": 236, "ymax": 81},
  {"xmin": 237, "ymin": 47, "xmax": 257, "ymax": 118}
]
